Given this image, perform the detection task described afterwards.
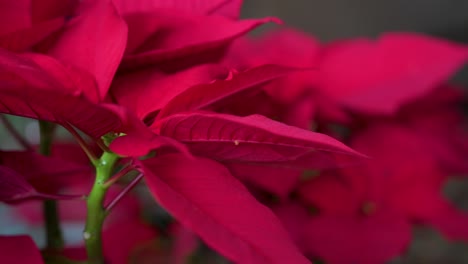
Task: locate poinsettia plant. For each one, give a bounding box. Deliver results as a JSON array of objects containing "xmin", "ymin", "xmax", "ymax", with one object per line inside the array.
[{"xmin": 0, "ymin": 0, "xmax": 467, "ymax": 264}]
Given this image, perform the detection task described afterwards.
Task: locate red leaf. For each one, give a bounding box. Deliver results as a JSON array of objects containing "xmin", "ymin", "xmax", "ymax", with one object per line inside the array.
[
  {"xmin": 319, "ymin": 33, "xmax": 468, "ymax": 114},
  {"xmin": 107, "ymin": 107, "xmax": 191, "ymax": 157},
  {"xmin": 303, "ymin": 212, "xmax": 411, "ymax": 264},
  {"xmin": 121, "ymin": 11, "xmax": 278, "ymax": 70},
  {"xmin": 273, "ymin": 202, "xmax": 311, "ymax": 252},
  {"xmin": 0, "ymin": 235, "xmax": 44, "ymax": 264},
  {"xmin": 112, "ymin": 64, "xmax": 227, "ymax": 120},
  {"xmin": 157, "ymin": 64, "xmax": 300, "ymax": 120},
  {"xmin": 110, "ymin": 133, "xmax": 191, "ymax": 157},
  {"xmin": 0, "ymin": 150, "xmax": 92, "ymax": 195},
  {"xmin": 0, "ymin": 165, "xmax": 37, "ymax": 201},
  {"xmin": 228, "ymin": 163, "xmax": 301, "ymax": 198},
  {"xmin": 426, "ymin": 202, "xmax": 468, "ymax": 241},
  {"xmin": 13, "ymin": 185, "xmax": 141, "ymax": 225},
  {"xmin": 0, "ymin": 165, "xmax": 78, "ymax": 203},
  {"xmin": 64, "ymin": 219, "xmax": 156, "ymax": 263},
  {"xmin": 113, "ymin": 0, "xmax": 241, "ymax": 19},
  {"xmin": 207, "ymin": 0, "xmax": 242, "ymax": 19},
  {"xmin": 155, "ymin": 112, "xmax": 364, "ymax": 169},
  {"xmin": 0, "ymin": 0, "xmax": 32, "ymax": 35},
  {"xmin": 31, "ymin": 0, "xmax": 78, "ymax": 23},
  {"xmin": 171, "ymin": 224, "xmax": 199, "ymax": 264},
  {"xmin": 298, "ymin": 173, "xmax": 360, "ymax": 215},
  {"xmin": 0, "ymin": 18, "xmax": 64, "ymax": 52},
  {"xmin": 48, "ymin": 0, "xmax": 127, "ymax": 99},
  {"xmin": 104, "ymin": 220, "xmax": 157, "ymax": 264},
  {"xmin": 0, "ymin": 49, "xmax": 123, "ymax": 138},
  {"xmin": 140, "ymin": 154, "xmax": 310, "ymax": 264}
]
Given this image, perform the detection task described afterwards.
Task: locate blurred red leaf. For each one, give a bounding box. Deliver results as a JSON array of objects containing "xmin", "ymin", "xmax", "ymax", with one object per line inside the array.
[
  {"xmin": 0, "ymin": 235, "xmax": 44, "ymax": 264},
  {"xmin": 140, "ymin": 154, "xmax": 310, "ymax": 264}
]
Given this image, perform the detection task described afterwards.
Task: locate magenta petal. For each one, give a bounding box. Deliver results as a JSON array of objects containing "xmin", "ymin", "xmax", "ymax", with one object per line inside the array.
[
  {"xmin": 156, "ymin": 112, "xmax": 365, "ymax": 169},
  {"xmin": 303, "ymin": 213, "xmax": 411, "ymax": 264},
  {"xmin": 319, "ymin": 33, "xmax": 468, "ymax": 114},
  {"xmin": 0, "ymin": 49, "xmax": 122, "ymax": 138},
  {"xmin": 0, "ymin": 235, "xmax": 44, "ymax": 264},
  {"xmin": 140, "ymin": 154, "xmax": 310, "ymax": 264},
  {"xmin": 48, "ymin": 0, "xmax": 127, "ymax": 99},
  {"xmin": 157, "ymin": 64, "xmax": 300, "ymax": 119}
]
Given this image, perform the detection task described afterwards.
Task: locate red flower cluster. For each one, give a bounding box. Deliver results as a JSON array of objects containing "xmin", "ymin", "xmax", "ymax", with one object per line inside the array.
[{"xmin": 0, "ymin": 1, "xmax": 466, "ymax": 264}]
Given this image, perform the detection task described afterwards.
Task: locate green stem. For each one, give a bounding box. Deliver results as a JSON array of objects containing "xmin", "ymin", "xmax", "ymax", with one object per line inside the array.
[
  {"xmin": 39, "ymin": 121, "xmax": 64, "ymax": 250},
  {"xmin": 39, "ymin": 121, "xmax": 54, "ymax": 156},
  {"xmin": 84, "ymin": 151, "xmax": 119, "ymax": 264}
]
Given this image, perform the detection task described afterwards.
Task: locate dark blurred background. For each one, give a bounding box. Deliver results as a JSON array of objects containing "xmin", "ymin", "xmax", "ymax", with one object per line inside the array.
[
  {"xmin": 241, "ymin": 1, "xmax": 468, "ymax": 263},
  {"xmin": 242, "ymin": 0, "xmax": 468, "ymax": 42}
]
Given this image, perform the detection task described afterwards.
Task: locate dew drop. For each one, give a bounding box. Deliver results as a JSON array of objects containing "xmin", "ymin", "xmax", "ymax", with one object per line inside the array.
[{"xmin": 83, "ymin": 232, "xmax": 91, "ymax": 240}]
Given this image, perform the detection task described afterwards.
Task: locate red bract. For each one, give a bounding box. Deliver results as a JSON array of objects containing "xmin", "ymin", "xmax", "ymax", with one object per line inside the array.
[
  {"xmin": 0, "ymin": 235, "xmax": 44, "ymax": 264},
  {"xmin": 170, "ymin": 224, "xmax": 199, "ymax": 264},
  {"xmin": 317, "ymin": 33, "xmax": 468, "ymax": 115},
  {"xmin": 0, "ymin": 48, "xmax": 123, "ymax": 138},
  {"xmin": 13, "ymin": 184, "xmax": 141, "ymax": 227},
  {"xmin": 228, "ymin": 164, "xmax": 301, "ymax": 199},
  {"xmin": 303, "ymin": 212, "xmax": 411, "ymax": 264},
  {"xmin": 0, "ymin": 150, "xmax": 91, "ymax": 202},
  {"xmin": 225, "ymin": 28, "xmax": 320, "ymax": 70},
  {"xmin": 0, "ymin": 0, "xmax": 76, "ymax": 52},
  {"xmin": 154, "ymin": 112, "xmax": 363, "ymax": 169},
  {"xmin": 112, "ymin": 64, "xmax": 228, "ymax": 121},
  {"xmin": 396, "ymin": 86, "xmax": 468, "ymax": 175},
  {"xmin": 0, "ymin": 165, "xmax": 73, "ymax": 202},
  {"xmin": 115, "ymin": 0, "xmax": 278, "ymax": 71},
  {"xmin": 47, "ymin": 0, "xmax": 128, "ymax": 99},
  {"xmin": 139, "ymin": 154, "xmax": 311, "ymax": 264},
  {"xmin": 156, "ymin": 64, "xmax": 301, "ymax": 120},
  {"xmin": 349, "ymin": 124, "xmax": 468, "ymax": 238},
  {"xmin": 273, "ymin": 202, "xmax": 311, "ymax": 252},
  {"xmin": 112, "ymin": 0, "xmax": 242, "ymax": 19}
]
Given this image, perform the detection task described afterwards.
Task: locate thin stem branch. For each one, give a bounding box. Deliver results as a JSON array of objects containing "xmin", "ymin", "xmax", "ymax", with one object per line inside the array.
[
  {"xmin": 0, "ymin": 115, "xmax": 33, "ymax": 151},
  {"xmin": 96, "ymin": 138, "xmax": 111, "ymax": 153},
  {"xmin": 103, "ymin": 163, "xmax": 135, "ymax": 188},
  {"xmin": 105, "ymin": 173, "xmax": 143, "ymax": 213},
  {"xmin": 84, "ymin": 151, "xmax": 119, "ymax": 264},
  {"xmin": 62, "ymin": 122, "xmax": 98, "ymax": 164},
  {"xmin": 39, "ymin": 121, "xmax": 64, "ymax": 250}
]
